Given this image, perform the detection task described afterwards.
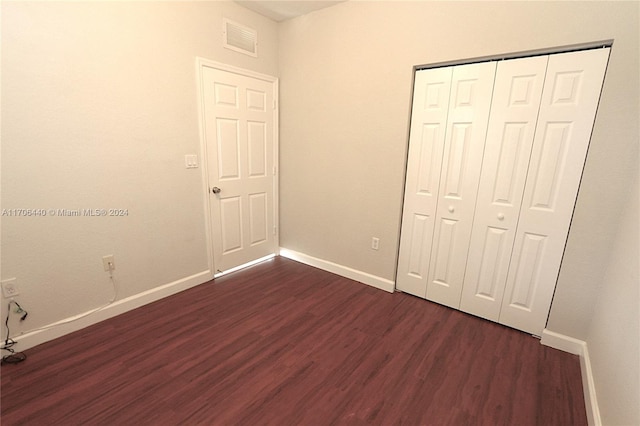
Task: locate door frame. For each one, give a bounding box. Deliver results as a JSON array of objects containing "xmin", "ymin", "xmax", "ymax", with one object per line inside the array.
[{"xmin": 195, "ymin": 57, "xmax": 279, "ymax": 278}]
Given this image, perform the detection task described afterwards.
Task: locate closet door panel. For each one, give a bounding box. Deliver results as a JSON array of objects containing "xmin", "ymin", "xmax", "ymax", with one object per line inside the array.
[
  {"xmin": 499, "ymin": 48, "xmax": 610, "ymax": 335},
  {"xmin": 425, "ymin": 61, "xmax": 497, "ymax": 308},
  {"xmin": 396, "ymin": 67, "xmax": 453, "ymax": 297},
  {"xmin": 460, "ymin": 56, "xmax": 548, "ymax": 320}
]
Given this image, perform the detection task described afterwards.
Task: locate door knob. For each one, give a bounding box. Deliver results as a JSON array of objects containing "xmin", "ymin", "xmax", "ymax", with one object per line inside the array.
[
  {"xmin": 211, "ymin": 187, "xmax": 221, "ymax": 194},
  {"xmin": 448, "ymin": 205, "xmax": 455, "ymax": 213},
  {"xmin": 497, "ymin": 213, "xmax": 505, "ymax": 221}
]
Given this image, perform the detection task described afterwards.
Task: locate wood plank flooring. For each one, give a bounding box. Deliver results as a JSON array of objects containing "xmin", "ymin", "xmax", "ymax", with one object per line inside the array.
[{"xmin": 1, "ymin": 256, "xmax": 586, "ymax": 425}]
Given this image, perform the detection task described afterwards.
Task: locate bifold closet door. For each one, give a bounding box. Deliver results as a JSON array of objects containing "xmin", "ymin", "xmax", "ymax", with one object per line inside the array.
[
  {"xmin": 397, "ymin": 47, "xmax": 608, "ymax": 336},
  {"xmin": 498, "ymin": 48, "xmax": 610, "ymax": 335},
  {"xmin": 459, "ymin": 56, "xmax": 549, "ymax": 321},
  {"xmin": 397, "ymin": 62, "xmax": 496, "ymax": 302},
  {"xmin": 396, "ymin": 67, "xmax": 453, "ymax": 297},
  {"xmin": 425, "ymin": 61, "xmax": 496, "ymax": 308}
]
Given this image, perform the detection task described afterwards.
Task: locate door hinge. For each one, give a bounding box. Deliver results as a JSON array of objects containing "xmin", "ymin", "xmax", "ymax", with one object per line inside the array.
[
  {"xmin": 273, "ymin": 226, "xmax": 277, "ymax": 235},
  {"xmin": 273, "ymin": 100, "xmax": 277, "ymax": 110}
]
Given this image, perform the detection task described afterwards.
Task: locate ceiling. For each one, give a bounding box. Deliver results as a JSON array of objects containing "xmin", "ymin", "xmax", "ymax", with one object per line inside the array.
[{"xmin": 235, "ymin": 1, "xmax": 345, "ymax": 22}]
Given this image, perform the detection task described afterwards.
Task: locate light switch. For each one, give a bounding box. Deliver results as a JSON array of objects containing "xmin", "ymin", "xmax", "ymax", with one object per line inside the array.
[{"xmin": 185, "ymin": 154, "xmax": 198, "ymax": 169}]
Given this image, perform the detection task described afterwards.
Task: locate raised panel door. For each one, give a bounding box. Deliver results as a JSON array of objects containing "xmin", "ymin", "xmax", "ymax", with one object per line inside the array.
[
  {"xmin": 499, "ymin": 48, "xmax": 610, "ymax": 335},
  {"xmin": 425, "ymin": 61, "xmax": 497, "ymax": 308},
  {"xmin": 460, "ymin": 56, "xmax": 548, "ymax": 320},
  {"xmin": 396, "ymin": 67, "xmax": 453, "ymax": 297},
  {"xmin": 202, "ymin": 66, "xmax": 276, "ymax": 273}
]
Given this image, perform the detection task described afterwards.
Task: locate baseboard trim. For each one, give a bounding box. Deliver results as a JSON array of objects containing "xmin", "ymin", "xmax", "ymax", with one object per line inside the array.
[
  {"xmin": 540, "ymin": 329, "xmax": 584, "ymax": 354},
  {"xmin": 279, "ymin": 248, "xmax": 395, "ymax": 293},
  {"xmin": 13, "ymin": 270, "xmax": 213, "ymax": 352},
  {"xmin": 541, "ymin": 329, "xmax": 601, "ymax": 426}
]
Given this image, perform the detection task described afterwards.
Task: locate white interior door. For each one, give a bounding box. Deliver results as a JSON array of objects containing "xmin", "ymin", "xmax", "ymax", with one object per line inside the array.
[
  {"xmin": 396, "ymin": 67, "xmax": 453, "ymax": 297},
  {"xmin": 425, "ymin": 61, "xmax": 497, "ymax": 309},
  {"xmin": 498, "ymin": 48, "xmax": 610, "ymax": 335},
  {"xmin": 460, "ymin": 55, "xmax": 548, "ymax": 320},
  {"xmin": 201, "ymin": 64, "xmax": 277, "ymax": 274}
]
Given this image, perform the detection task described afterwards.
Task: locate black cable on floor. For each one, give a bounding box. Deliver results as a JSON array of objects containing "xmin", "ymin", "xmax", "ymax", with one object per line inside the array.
[{"xmin": 2, "ymin": 300, "xmax": 28, "ymax": 364}]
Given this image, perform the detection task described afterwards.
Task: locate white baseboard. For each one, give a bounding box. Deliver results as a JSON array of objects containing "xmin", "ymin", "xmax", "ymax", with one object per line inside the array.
[
  {"xmin": 12, "ymin": 270, "xmax": 213, "ymax": 352},
  {"xmin": 540, "ymin": 329, "xmax": 584, "ymax": 354},
  {"xmin": 279, "ymin": 248, "xmax": 395, "ymax": 293},
  {"xmin": 541, "ymin": 329, "xmax": 601, "ymax": 426}
]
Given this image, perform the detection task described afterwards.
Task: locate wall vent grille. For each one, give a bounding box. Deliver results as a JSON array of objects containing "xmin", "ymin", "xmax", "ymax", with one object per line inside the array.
[{"xmin": 223, "ymin": 19, "xmax": 257, "ymax": 57}]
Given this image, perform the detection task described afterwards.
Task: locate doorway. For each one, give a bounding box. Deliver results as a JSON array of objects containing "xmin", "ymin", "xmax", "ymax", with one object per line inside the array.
[{"xmin": 197, "ymin": 59, "xmax": 279, "ymax": 275}]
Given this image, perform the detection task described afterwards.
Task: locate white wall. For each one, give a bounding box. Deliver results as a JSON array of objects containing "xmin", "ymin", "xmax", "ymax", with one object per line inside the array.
[
  {"xmin": 1, "ymin": 1, "xmax": 278, "ymax": 341},
  {"xmin": 278, "ymin": 1, "xmax": 638, "ymax": 423},
  {"xmin": 586, "ymin": 166, "xmax": 639, "ymax": 426}
]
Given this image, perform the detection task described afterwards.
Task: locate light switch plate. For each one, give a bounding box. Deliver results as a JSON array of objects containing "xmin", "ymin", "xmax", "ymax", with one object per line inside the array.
[{"xmin": 185, "ymin": 154, "xmax": 198, "ymax": 169}]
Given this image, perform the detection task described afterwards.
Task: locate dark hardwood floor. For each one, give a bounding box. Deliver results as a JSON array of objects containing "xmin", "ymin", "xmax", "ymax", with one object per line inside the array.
[{"xmin": 1, "ymin": 256, "xmax": 586, "ymax": 425}]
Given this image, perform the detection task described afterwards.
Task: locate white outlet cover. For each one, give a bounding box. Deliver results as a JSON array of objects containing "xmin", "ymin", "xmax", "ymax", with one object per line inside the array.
[
  {"xmin": 102, "ymin": 255, "xmax": 115, "ymax": 272},
  {"xmin": 1, "ymin": 278, "xmax": 19, "ymax": 298}
]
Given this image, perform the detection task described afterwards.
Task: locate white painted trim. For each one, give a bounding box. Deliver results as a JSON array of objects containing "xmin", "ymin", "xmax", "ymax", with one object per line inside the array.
[
  {"xmin": 196, "ymin": 57, "xmax": 277, "ymax": 84},
  {"xmin": 540, "ymin": 328, "xmax": 584, "ymax": 354},
  {"xmin": 12, "ymin": 270, "xmax": 213, "ymax": 352},
  {"xmin": 272, "ymin": 77, "xmax": 280, "ymax": 252},
  {"xmin": 279, "ymin": 248, "xmax": 395, "ymax": 293},
  {"xmin": 195, "ymin": 58, "xmax": 280, "ymax": 273},
  {"xmin": 541, "ymin": 329, "xmax": 601, "ymax": 426},
  {"xmin": 580, "ymin": 344, "xmax": 601, "ymax": 426},
  {"xmin": 195, "ymin": 59, "xmax": 215, "ymax": 276}
]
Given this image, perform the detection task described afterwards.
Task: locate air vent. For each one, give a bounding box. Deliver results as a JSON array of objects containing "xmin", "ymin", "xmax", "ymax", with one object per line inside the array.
[{"xmin": 223, "ymin": 18, "xmax": 257, "ymax": 57}]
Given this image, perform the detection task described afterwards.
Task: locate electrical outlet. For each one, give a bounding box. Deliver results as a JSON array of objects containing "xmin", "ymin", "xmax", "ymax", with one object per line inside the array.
[
  {"xmin": 371, "ymin": 237, "xmax": 380, "ymax": 251},
  {"xmin": 102, "ymin": 255, "xmax": 115, "ymax": 272},
  {"xmin": 1, "ymin": 278, "xmax": 19, "ymax": 298}
]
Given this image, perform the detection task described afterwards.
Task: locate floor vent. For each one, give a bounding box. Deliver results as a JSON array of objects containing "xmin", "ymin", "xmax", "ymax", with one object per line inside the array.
[{"xmin": 223, "ymin": 18, "xmax": 257, "ymax": 57}]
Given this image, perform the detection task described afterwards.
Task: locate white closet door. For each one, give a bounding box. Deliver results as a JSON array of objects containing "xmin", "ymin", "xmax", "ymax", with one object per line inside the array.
[
  {"xmin": 425, "ymin": 61, "xmax": 497, "ymax": 308},
  {"xmin": 460, "ymin": 56, "xmax": 548, "ymax": 320},
  {"xmin": 499, "ymin": 48, "xmax": 610, "ymax": 335},
  {"xmin": 396, "ymin": 67, "xmax": 453, "ymax": 297}
]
